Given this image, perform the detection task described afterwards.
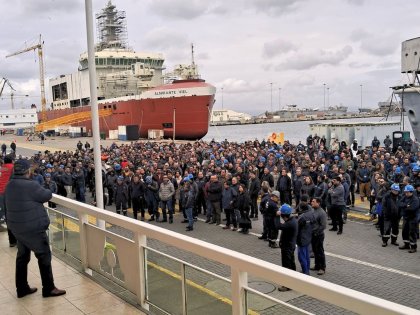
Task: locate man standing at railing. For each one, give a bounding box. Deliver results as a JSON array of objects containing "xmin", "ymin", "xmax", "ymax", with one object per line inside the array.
[{"xmin": 5, "ymin": 159, "xmax": 66, "ymax": 298}]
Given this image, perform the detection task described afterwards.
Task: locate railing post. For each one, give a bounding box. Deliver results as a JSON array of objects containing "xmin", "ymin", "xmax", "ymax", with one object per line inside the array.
[
  {"xmin": 78, "ymin": 214, "xmax": 89, "ymax": 272},
  {"xmin": 231, "ymin": 267, "xmax": 247, "ymax": 315},
  {"xmin": 135, "ymin": 232, "xmax": 149, "ymax": 311},
  {"xmin": 181, "ymin": 263, "xmax": 187, "ymax": 315}
]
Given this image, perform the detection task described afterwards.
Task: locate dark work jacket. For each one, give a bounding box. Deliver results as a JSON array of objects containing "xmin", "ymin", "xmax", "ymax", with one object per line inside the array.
[
  {"xmin": 292, "ymin": 175, "xmax": 304, "ymax": 195},
  {"xmin": 236, "ymin": 191, "xmax": 250, "ymax": 213},
  {"xmin": 259, "ymin": 192, "xmax": 270, "ymax": 215},
  {"xmin": 61, "ymin": 173, "xmax": 73, "ymax": 186},
  {"xmin": 5, "ymin": 175, "xmax": 52, "ymax": 234},
  {"xmin": 249, "ymin": 178, "xmax": 261, "ymax": 198},
  {"xmin": 260, "ymin": 173, "xmax": 274, "ymax": 188},
  {"xmin": 399, "ymin": 193, "xmax": 419, "ymax": 220},
  {"xmin": 129, "ymin": 181, "xmax": 145, "ymax": 199},
  {"xmin": 114, "ymin": 183, "xmax": 129, "ymax": 203},
  {"xmin": 297, "ymin": 207, "xmax": 315, "ymax": 247},
  {"xmin": 276, "ymin": 175, "xmax": 291, "ymax": 192},
  {"xmin": 266, "ymin": 199, "xmax": 279, "ymax": 218},
  {"xmin": 382, "ymin": 192, "xmax": 400, "ymax": 220},
  {"xmin": 277, "ymin": 216, "xmax": 298, "ymax": 250},
  {"xmin": 222, "ymin": 186, "xmax": 237, "ymax": 210},
  {"xmin": 207, "ymin": 181, "xmax": 223, "ymax": 202}
]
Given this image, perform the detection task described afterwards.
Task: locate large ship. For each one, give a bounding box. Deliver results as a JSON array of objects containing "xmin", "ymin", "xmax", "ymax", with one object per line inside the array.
[{"xmin": 43, "ymin": 1, "xmax": 216, "ymax": 140}]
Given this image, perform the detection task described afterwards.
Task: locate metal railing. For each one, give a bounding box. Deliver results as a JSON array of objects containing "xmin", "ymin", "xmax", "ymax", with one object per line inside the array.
[{"xmin": 48, "ymin": 194, "xmax": 419, "ymax": 315}]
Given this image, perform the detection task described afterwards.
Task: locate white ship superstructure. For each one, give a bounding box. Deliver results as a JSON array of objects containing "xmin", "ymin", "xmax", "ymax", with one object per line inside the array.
[{"xmin": 49, "ymin": 1, "xmax": 165, "ymax": 110}]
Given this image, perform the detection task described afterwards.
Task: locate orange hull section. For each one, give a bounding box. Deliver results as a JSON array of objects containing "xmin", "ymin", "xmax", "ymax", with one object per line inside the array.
[{"xmin": 41, "ymin": 94, "xmax": 214, "ymax": 140}]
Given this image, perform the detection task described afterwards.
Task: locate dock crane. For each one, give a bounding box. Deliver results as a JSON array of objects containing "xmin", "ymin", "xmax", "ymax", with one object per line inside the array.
[
  {"xmin": 6, "ymin": 35, "xmax": 47, "ymax": 121},
  {"xmin": 0, "ymin": 77, "xmax": 19, "ymax": 109}
]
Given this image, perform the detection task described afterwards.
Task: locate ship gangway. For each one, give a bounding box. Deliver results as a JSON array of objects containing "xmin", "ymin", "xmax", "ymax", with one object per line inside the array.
[{"xmin": 35, "ymin": 108, "xmax": 113, "ymax": 132}]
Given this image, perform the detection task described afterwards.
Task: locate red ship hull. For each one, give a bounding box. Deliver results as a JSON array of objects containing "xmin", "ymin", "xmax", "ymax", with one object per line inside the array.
[{"xmin": 41, "ymin": 81, "xmax": 215, "ymax": 140}]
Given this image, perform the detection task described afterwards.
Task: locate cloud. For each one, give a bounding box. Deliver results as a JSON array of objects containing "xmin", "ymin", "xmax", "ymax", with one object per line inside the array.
[
  {"xmin": 275, "ymin": 45, "xmax": 353, "ymax": 70},
  {"xmin": 144, "ymin": 27, "xmax": 189, "ymax": 50},
  {"xmin": 350, "ymin": 29, "xmax": 399, "ymax": 56},
  {"xmin": 246, "ymin": 0, "xmax": 307, "ymax": 16},
  {"xmin": 17, "ymin": 0, "xmax": 83, "ymax": 17},
  {"xmin": 217, "ymin": 78, "xmax": 262, "ymax": 93},
  {"xmin": 348, "ymin": 61, "xmax": 371, "ymax": 69},
  {"xmin": 263, "ymin": 39, "xmax": 298, "ymax": 58},
  {"xmin": 147, "ymin": 0, "xmax": 211, "ymax": 20},
  {"xmin": 287, "ymin": 74, "xmax": 316, "ymax": 87},
  {"xmin": 346, "ymin": 0, "xmax": 364, "ymax": 5},
  {"xmin": 146, "ymin": 0, "xmax": 306, "ymax": 20}
]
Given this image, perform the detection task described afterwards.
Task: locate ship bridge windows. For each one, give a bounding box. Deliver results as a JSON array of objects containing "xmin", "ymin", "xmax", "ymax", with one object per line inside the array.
[
  {"xmin": 162, "ymin": 123, "xmax": 173, "ymax": 128},
  {"xmin": 52, "ymin": 83, "xmax": 68, "ymax": 101}
]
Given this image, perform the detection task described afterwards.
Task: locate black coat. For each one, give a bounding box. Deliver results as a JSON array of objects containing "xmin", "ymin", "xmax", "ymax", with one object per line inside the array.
[
  {"xmin": 382, "ymin": 192, "xmax": 400, "ymax": 220},
  {"xmin": 5, "ymin": 175, "xmax": 52, "ymax": 234},
  {"xmin": 249, "ymin": 178, "xmax": 261, "ymax": 198},
  {"xmin": 207, "ymin": 181, "xmax": 223, "ymax": 202},
  {"xmin": 129, "ymin": 181, "xmax": 145, "ymax": 199}
]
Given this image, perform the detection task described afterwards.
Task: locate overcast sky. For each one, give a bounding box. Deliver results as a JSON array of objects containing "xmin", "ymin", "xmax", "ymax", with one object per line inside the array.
[{"xmin": 0, "ymin": 0, "xmax": 419, "ymax": 114}]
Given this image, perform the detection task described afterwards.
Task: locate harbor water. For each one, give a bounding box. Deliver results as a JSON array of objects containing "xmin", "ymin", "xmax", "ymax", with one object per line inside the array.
[{"xmin": 203, "ymin": 116, "xmax": 413, "ymax": 143}]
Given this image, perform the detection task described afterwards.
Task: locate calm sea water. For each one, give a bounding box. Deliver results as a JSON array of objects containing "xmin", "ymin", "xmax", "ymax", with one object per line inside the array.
[{"xmin": 203, "ymin": 116, "xmax": 412, "ymax": 143}]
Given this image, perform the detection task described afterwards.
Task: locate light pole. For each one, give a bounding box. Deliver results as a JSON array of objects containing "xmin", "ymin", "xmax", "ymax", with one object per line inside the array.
[
  {"xmin": 84, "ymin": 0, "xmax": 104, "ymax": 226},
  {"xmin": 270, "ymin": 82, "xmax": 273, "ymax": 113},
  {"xmin": 327, "ymin": 87, "xmax": 330, "ymax": 107},
  {"xmin": 278, "ymin": 88, "xmax": 281, "ymax": 110},
  {"xmin": 221, "ymin": 87, "xmax": 224, "ymax": 110},
  {"xmin": 323, "ymin": 83, "xmax": 326, "ymax": 111},
  {"xmin": 360, "ymin": 84, "xmax": 363, "ymax": 111}
]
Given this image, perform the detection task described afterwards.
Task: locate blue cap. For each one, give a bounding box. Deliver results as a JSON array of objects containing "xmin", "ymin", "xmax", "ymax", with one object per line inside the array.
[
  {"xmin": 413, "ymin": 165, "xmax": 420, "ymax": 172},
  {"xmin": 59, "ymin": 164, "xmax": 65, "ymax": 169},
  {"xmin": 260, "ymin": 157, "xmax": 266, "ymax": 163},
  {"xmin": 334, "ymin": 156, "xmax": 339, "ymax": 161},
  {"xmin": 114, "ymin": 164, "xmax": 121, "ymax": 171},
  {"xmin": 224, "ymin": 159, "xmax": 228, "ymax": 164},
  {"xmin": 145, "ymin": 176, "xmax": 152, "ymax": 184},
  {"xmin": 404, "ymin": 185, "xmax": 414, "ymax": 192},
  {"xmin": 210, "ymin": 154, "xmax": 215, "ymax": 159},
  {"xmin": 46, "ymin": 164, "xmax": 53, "ymax": 168},
  {"xmin": 183, "ymin": 177, "xmax": 190, "ymax": 182},
  {"xmin": 391, "ymin": 183, "xmax": 400, "ymax": 191},
  {"xmin": 117, "ymin": 176, "xmax": 124, "ymax": 181},
  {"xmin": 280, "ymin": 204, "xmax": 292, "ymax": 215},
  {"xmin": 395, "ymin": 167, "xmax": 401, "ymax": 174},
  {"xmin": 45, "ymin": 173, "xmax": 51, "ymax": 178},
  {"xmin": 188, "ymin": 174, "xmax": 194, "ymax": 180}
]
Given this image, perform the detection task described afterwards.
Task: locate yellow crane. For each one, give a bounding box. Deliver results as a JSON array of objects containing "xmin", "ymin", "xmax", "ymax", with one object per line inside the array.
[{"xmin": 6, "ymin": 34, "xmax": 47, "ymax": 121}]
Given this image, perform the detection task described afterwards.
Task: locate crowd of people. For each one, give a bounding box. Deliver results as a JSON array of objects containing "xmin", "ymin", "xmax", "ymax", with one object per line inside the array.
[{"xmin": 0, "ymin": 134, "xmax": 419, "ymax": 281}]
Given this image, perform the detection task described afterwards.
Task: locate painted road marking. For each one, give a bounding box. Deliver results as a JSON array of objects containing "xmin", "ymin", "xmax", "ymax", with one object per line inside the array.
[
  {"xmin": 245, "ymin": 227, "xmax": 420, "ymax": 281},
  {"xmin": 324, "ymin": 252, "xmax": 420, "ymax": 281}
]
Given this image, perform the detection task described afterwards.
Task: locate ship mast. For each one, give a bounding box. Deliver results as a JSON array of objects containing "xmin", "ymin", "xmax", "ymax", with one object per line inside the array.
[{"xmin": 95, "ymin": 0, "xmax": 128, "ymax": 51}]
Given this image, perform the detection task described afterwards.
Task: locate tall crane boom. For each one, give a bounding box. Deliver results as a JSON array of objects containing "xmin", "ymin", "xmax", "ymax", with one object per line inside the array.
[{"xmin": 6, "ymin": 34, "xmax": 47, "ymax": 121}]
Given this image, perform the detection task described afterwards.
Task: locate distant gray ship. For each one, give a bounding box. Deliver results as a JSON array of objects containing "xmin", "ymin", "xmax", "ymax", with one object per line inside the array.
[{"xmin": 273, "ymin": 104, "xmax": 347, "ymax": 119}]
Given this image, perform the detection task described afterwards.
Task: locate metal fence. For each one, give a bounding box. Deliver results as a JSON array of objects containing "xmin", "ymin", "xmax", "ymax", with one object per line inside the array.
[{"xmin": 48, "ymin": 194, "xmax": 419, "ymax": 315}]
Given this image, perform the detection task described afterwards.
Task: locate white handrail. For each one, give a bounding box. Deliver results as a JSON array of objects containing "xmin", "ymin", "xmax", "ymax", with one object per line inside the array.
[{"xmin": 50, "ymin": 194, "xmax": 420, "ymax": 315}]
